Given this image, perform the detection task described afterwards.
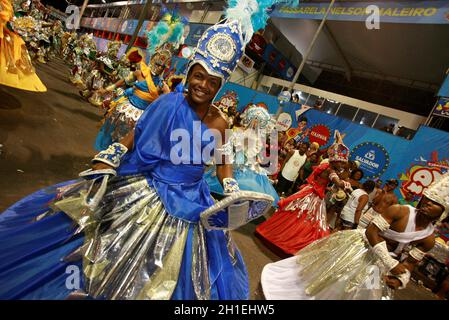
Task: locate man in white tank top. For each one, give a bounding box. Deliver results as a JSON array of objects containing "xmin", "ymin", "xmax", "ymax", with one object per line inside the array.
[
  {"xmin": 340, "ymin": 180, "xmax": 375, "ymax": 229},
  {"xmin": 276, "ymin": 141, "xmax": 308, "ymax": 196}
]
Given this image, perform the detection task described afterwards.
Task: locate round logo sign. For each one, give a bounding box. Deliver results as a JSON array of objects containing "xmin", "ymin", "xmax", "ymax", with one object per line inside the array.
[
  {"xmin": 350, "ymin": 142, "xmax": 390, "ymax": 179},
  {"xmin": 276, "ymin": 113, "xmax": 293, "ymax": 131},
  {"xmin": 308, "ymin": 125, "xmax": 331, "ymax": 146}
]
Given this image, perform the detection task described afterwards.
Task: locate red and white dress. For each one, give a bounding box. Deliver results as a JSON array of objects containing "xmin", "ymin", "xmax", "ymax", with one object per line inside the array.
[{"xmin": 256, "ymin": 163, "xmax": 331, "ymax": 255}]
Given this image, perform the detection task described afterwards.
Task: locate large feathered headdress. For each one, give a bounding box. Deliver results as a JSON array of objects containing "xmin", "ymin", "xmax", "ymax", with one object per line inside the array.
[{"xmin": 186, "ymin": 0, "xmax": 298, "ymax": 85}]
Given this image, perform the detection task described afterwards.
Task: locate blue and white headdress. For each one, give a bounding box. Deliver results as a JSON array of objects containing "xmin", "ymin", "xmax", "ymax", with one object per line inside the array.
[
  {"xmin": 187, "ymin": 0, "xmax": 298, "ymax": 84},
  {"xmin": 241, "ymin": 104, "xmax": 274, "ymax": 130}
]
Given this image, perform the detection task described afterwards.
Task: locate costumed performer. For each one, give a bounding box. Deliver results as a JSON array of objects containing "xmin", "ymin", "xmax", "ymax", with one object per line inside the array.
[
  {"xmin": 0, "ymin": 0, "xmax": 46, "ymax": 91},
  {"xmin": 94, "ymin": 46, "xmax": 171, "ymax": 151},
  {"xmin": 261, "ymin": 173, "xmax": 449, "ymax": 300},
  {"xmin": 204, "ymin": 103, "xmax": 280, "ymax": 207},
  {"xmin": 256, "ymin": 130, "xmax": 352, "ymax": 255},
  {"xmin": 0, "ymin": 0, "xmax": 297, "ymax": 300}
]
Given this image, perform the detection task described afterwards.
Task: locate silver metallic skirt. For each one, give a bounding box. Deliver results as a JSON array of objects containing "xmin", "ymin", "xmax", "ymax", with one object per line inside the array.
[
  {"xmin": 50, "ymin": 175, "xmax": 221, "ymax": 300},
  {"xmin": 262, "ymin": 230, "xmax": 394, "ymax": 300}
]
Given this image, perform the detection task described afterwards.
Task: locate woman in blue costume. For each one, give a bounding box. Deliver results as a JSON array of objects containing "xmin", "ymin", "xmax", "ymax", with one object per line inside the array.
[
  {"xmin": 205, "ymin": 104, "xmax": 280, "ymax": 207},
  {"xmin": 94, "ymin": 47, "xmax": 172, "ymax": 151},
  {"xmin": 0, "ymin": 5, "xmax": 279, "ymax": 299}
]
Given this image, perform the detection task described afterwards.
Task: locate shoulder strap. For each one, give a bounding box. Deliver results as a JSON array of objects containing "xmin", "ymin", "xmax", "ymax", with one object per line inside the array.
[
  {"xmin": 381, "ymin": 205, "xmax": 435, "ymax": 255},
  {"xmin": 405, "ymin": 205, "xmax": 417, "ymax": 233}
]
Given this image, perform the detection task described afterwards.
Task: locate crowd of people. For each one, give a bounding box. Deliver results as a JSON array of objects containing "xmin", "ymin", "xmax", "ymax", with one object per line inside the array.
[{"xmin": 0, "ymin": 0, "xmax": 448, "ymax": 301}]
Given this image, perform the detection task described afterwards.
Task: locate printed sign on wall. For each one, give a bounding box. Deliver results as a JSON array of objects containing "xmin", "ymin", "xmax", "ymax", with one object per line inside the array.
[{"xmin": 350, "ymin": 142, "xmax": 390, "ymax": 179}]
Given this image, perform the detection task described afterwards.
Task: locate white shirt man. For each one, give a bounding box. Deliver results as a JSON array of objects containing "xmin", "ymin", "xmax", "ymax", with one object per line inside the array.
[
  {"xmin": 340, "ymin": 180, "xmax": 376, "ymax": 229},
  {"xmin": 276, "ymin": 142, "xmax": 308, "ymax": 196}
]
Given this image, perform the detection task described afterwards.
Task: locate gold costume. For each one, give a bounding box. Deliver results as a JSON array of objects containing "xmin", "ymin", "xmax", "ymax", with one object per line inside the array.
[{"xmin": 0, "ymin": 0, "xmax": 46, "ymax": 92}]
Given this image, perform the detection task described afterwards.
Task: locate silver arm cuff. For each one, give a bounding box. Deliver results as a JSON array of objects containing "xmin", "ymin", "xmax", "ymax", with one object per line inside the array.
[
  {"xmin": 371, "ymin": 214, "xmax": 391, "ymax": 232},
  {"xmin": 371, "ymin": 241, "xmax": 399, "ymax": 271},
  {"xmin": 92, "ymin": 143, "xmax": 128, "ymax": 168},
  {"xmin": 409, "ymin": 247, "xmax": 426, "ymax": 261},
  {"xmin": 394, "ymin": 269, "xmax": 411, "ymax": 289}
]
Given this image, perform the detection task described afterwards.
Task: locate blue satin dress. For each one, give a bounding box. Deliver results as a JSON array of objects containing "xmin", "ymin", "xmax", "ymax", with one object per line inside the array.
[
  {"xmin": 205, "ymin": 168, "xmax": 280, "ymax": 207},
  {"xmin": 204, "ymin": 131, "xmax": 279, "ymax": 207},
  {"xmin": 0, "ymin": 92, "xmax": 249, "ymax": 300}
]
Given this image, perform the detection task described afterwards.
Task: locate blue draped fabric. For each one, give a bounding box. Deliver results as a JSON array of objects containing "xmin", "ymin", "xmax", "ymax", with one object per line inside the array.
[
  {"xmin": 119, "ymin": 92, "xmax": 217, "ymax": 222},
  {"xmin": 175, "ymin": 82, "xmax": 185, "ymax": 93},
  {"xmin": 125, "ymin": 80, "xmax": 153, "ymax": 111},
  {"xmin": 0, "ymin": 92, "xmax": 249, "ymax": 300},
  {"xmin": 0, "ymin": 182, "xmax": 84, "ymax": 299}
]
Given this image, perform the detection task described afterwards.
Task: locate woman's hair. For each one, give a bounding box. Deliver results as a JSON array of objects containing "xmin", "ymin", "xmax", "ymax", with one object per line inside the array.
[
  {"xmin": 350, "ymin": 169, "xmax": 364, "ymax": 180},
  {"xmin": 309, "ymin": 152, "xmax": 318, "ymax": 162},
  {"xmin": 363, "ymin": 180, "xmax": 376, "ymax": 193}
]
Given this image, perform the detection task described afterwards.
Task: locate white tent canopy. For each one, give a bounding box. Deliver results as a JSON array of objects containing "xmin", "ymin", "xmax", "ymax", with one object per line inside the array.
[{"xmin": 270, "ymin": 0, "xmax": 449, "ymax": 92}]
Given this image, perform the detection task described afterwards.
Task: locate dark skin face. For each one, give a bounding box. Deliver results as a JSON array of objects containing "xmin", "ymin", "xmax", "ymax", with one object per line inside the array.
[
  {"xmin": 186, "ymin": 64, "xmax": 222, "ymax": 112},
  {"xmin": 309, "ymin": 154, "xmax": 318, "ymax": 164},
  {"xmin": 298, "ymin": 143, "xmax": 308, "ymax": 155},
  {"xmin": 384, "ymin": 182, "xmax": 397, "ymax": 193},
  {"xmin": 416, "ymin": 196, "xmax": 445, "ymax": 222},
  {"xmin": 352, "ymin": 171, "xmax": 363, "ymax": 181},
  {"xmin": 150, "ymin": 53, "xmax": 166, "ymax": 76}
]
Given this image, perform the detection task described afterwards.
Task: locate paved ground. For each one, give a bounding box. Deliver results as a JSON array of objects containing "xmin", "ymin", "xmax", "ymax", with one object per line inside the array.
[
  {"xmin": 0, "ymin": 59, "xmax": 440, "ymax": 300},
  {"xmin": 0, "ymin": 59, "xmax": 102, "ymax": 211}
]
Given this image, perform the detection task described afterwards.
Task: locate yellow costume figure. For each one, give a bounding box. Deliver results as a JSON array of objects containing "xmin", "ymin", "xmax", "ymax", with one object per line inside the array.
[{"xmin": 0, "ymin": 0, "xmax": 46, "ymax": 92}]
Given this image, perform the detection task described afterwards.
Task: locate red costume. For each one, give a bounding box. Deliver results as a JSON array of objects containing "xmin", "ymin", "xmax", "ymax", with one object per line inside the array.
[
  {"xmin": 256, "ymin": 163, "xmax": 330, "ymax": 254},
  {"xmin": 256, "ymin": 131, "xmax": 350, "ymax": 255}
]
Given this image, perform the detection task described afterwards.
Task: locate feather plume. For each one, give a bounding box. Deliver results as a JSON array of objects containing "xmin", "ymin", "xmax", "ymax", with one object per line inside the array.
[{"xmin": 225, "ymin": 0, "xmax": 298, "ymax": 44}]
